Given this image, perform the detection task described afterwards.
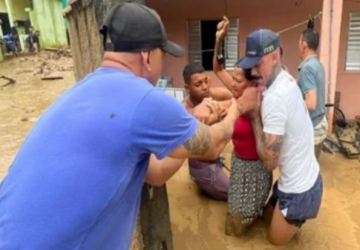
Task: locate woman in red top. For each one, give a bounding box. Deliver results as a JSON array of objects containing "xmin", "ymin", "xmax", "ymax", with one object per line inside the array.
[{"xmin": 214, "ymin": 17, "xmax": 273, "ymax": 236}]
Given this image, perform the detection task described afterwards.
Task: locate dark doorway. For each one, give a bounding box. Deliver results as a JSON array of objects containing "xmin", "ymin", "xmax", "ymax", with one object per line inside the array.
[
  {"xmin": 201, "ymin": 20, "xmax": 220, "ymax": 70},
  {"xmin": 0, "ymin": 13, "xmax": 11, "ymax": 35}
]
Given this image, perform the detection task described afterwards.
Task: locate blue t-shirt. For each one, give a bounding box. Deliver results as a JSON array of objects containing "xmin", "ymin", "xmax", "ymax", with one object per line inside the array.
[
  {"xmin": 0, "ymin": 68, "xmax": 197, "ymax": 249},
  {"xmin": 298, "ymin": 56, "xmax": 325, "ymax": 127}
]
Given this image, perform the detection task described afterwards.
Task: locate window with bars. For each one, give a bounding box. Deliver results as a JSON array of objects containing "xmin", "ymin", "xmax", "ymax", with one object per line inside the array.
[
  {"xmin": 188, "ymin": 18, "xmax": 239, "ymax": 71},
  {"xmin": 345, "ymin": 12, "xmax": 360, "ymax": 71}
]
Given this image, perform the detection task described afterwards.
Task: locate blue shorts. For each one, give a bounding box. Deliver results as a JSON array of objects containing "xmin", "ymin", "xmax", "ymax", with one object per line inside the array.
[{"xmin": 269, "ymin": 174, "xmax": 323, "ymax": 227}]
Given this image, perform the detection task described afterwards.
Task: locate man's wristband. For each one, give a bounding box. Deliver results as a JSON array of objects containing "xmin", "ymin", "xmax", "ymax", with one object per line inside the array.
[{"xmin": 217, "ymin": 53, "xmax": 225, "ymax": 65}]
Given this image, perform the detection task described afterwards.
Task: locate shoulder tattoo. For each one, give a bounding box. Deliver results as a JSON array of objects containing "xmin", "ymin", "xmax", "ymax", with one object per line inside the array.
[{"xmin": 184, "ymin": 122, "xmax": 212, "ymax": 155}]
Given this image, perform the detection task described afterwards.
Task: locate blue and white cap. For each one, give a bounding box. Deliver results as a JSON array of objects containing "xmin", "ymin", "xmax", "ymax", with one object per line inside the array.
[{"xmin": 238, "ymin": 29, "xmax": 280, "ymax": 69}]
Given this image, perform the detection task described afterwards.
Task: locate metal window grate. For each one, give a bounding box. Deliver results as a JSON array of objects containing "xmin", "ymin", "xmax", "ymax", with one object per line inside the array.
[
  {"xmin": 225, "ymin": 18, "xmax": 239, "ymax": 71},
  {"xmin": 188, "ymin": 20, "xmax": 202, "ymax": 65},
  {"xmin": 345, "ymin": 12, "xmax": 360, "ymax": 71},
  {"xmin": 188, "ymin": 18, "xmax": 239, "ymax": 71}
]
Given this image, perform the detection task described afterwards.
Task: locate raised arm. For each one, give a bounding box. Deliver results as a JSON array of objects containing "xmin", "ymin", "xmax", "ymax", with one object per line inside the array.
[
  {"xmin": 213, "ymin": 17, "xmax": 249, "ymax": 99},
  {"xmin": 213, "ymin": 17, "xmax": 234, "ymax": 89}
]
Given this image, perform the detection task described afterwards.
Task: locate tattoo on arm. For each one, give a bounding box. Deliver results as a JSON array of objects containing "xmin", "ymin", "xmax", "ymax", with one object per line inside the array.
[
  {"xmin": 263, "ymin": 133, "xmax": 283, "ymax": 168},
  {"xmin": 252, "ymin": 118, "xmax": 283, "ymax": 170},
  {"xmin": 184, "ymin": 123, "xmax": 212, "ymax": 155}
]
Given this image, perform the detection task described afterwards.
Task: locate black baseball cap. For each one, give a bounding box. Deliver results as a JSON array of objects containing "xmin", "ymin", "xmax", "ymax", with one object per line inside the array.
[
  {"xmin": 238, "ymin": 29, "xmax": 280, "ymax": 69},
  {"xmin": 100, "ymin": 2, "xmax": 184, "ymax": 57}
]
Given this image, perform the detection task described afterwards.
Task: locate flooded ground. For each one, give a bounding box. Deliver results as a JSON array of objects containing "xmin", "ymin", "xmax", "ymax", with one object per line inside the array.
[
  {"xmin": 1, "ymin": 54, "xmax": 360, "ymax": 249},
  {"xmin": 168, "ymin": 149, "xmax": 360, "ymax": 250}
]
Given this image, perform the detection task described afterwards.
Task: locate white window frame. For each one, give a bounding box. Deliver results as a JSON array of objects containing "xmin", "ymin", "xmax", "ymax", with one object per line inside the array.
[{"xmin": 345, "ymin": 12, "xmax": 360, "ymax": 72}]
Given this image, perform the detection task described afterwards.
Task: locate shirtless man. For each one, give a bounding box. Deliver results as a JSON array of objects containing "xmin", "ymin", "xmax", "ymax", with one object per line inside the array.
[{"xmin": 182, "ymin": 63, "xmax": 233, "ymax": 200}]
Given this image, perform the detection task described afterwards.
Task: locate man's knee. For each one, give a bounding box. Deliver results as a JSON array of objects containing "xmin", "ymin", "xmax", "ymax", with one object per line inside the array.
[
  {"xmin": 267, "ymin": 235, "xmax": 288, "ymax": 246},
  {"xmin": 267, "ymin": 222, "xmax": 299, "ymax": 246},
  {"xmin": 267, "ymin": 203, "xmax": 299, "ymax": 245}
]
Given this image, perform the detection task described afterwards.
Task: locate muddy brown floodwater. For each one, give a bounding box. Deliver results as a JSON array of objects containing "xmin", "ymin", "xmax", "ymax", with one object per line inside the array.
[{"xmin": 1, "ymin": 53, "xmax": 360, "ymax": 250}]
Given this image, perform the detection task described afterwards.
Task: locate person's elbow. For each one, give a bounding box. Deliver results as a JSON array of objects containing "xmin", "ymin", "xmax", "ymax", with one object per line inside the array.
[
  {"xmin": 204, "ymin": 143, "xmax": 225, "ymax": 161},
  {"xmin": 145, "ymin": 167, "xmax": 167, "ymax": 187},
  {"xmin": 205, "ymin": 150, "xmax": 222, "ymax": 161},
  {"xmin": 146, "ymin": 180, "xmax": 166, "ymax": 187},
  {"xmin": 262, "ymin": 162, "xmax": 277, "ymax": 172},
  {"xmin": 145, "ymin": 175, "xmax": 166, "ymax": 187},
  {"xmin": 261, "ymin": 155, "xmax": 278, "ymax": 171},
  {"xmin": 305, "ymin": 91, "xmax": 317, "ymax": 112},
  {"xmin": 306, "ymin": 101, "xmax": 317, "ymax": 112},
  {"xmin": 191, "ymin": 144, "xmax": 223, "ymax": 161}
]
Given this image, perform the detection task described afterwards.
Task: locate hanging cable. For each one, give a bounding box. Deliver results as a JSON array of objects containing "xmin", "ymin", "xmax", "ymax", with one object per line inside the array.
[
  {"xmin": 277, "ymin": 11, "xmax": 322, "ymax": 34},
  {"xmin": 188, "ymin": 11, "xmax": 323, "ymax": 54}
]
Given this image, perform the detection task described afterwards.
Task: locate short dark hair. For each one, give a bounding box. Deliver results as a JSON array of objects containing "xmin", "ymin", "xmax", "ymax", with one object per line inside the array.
[
  {"xmin": 183, "ymin": 63, "xmax": 205, "ymax": 83},
  {"xmin": 302, "ymin": 29, "xmax": 319, "ymax": 51}
]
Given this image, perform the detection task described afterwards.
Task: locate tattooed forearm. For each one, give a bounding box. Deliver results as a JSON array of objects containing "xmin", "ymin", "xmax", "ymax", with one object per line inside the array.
[
  {"xmin": 184, "ymin": 122, "xmax": 212, "ymax": 156},
  {"xmin": 252, "ymin": 117, "xmax": 283, "ymax": 171},
  {"xmin": 262, "ymin": 133, "xmax": 283, "ymax": 170},
  {"xmin": 252, "ymin": 117, "xmax": 265, "ymax": 158}
]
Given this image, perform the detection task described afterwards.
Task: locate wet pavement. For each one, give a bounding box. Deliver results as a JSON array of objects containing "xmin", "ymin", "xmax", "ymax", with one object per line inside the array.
[{"xmin": 1, "ymin": 54, "xmax": 360, "ymax": 249}]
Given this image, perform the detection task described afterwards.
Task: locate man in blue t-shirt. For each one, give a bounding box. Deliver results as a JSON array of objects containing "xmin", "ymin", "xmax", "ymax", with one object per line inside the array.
[
  {"xmin": 298, "ymin": 19, "xmax": 328, "ymax": 159},
  {"xmin": 0, "ymin": 3, "xmax": 259, "ymax": 250}
]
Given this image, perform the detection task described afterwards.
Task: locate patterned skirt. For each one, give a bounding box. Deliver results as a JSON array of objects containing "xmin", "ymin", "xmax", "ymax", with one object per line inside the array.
[{"xmin": 226, "ymin": 153, "xmax": 272, "ymax": 236}]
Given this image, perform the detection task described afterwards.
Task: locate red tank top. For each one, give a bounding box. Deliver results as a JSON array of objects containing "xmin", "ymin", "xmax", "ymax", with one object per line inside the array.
[{"xmin": 232, "ymin": 117, "xmax": 259, "ymax": 160}]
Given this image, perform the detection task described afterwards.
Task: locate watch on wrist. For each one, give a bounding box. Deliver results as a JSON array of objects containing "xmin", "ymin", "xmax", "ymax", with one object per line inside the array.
[{"xmin": 217, "ymin": 53, "xmax": 225, "ymax": 65}]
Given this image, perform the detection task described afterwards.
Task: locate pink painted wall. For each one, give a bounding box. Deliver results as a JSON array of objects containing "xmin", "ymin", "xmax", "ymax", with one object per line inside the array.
[
  {"xmin": 319, "ymin": 0, "xmax": 343, "ymax": 131},
  {"xmin": 147, "ymin": 0, "xmax": 323, "ymax": 87},
  {"xmin": 336, "ymin": 1, "xmax": 360, "ymax": 119}
]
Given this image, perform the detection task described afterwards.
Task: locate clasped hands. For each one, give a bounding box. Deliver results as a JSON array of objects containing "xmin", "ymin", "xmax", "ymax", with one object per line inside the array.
[{"xmin": 193, "ymin": 87, "xmax": 262, "ymax": 125}]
